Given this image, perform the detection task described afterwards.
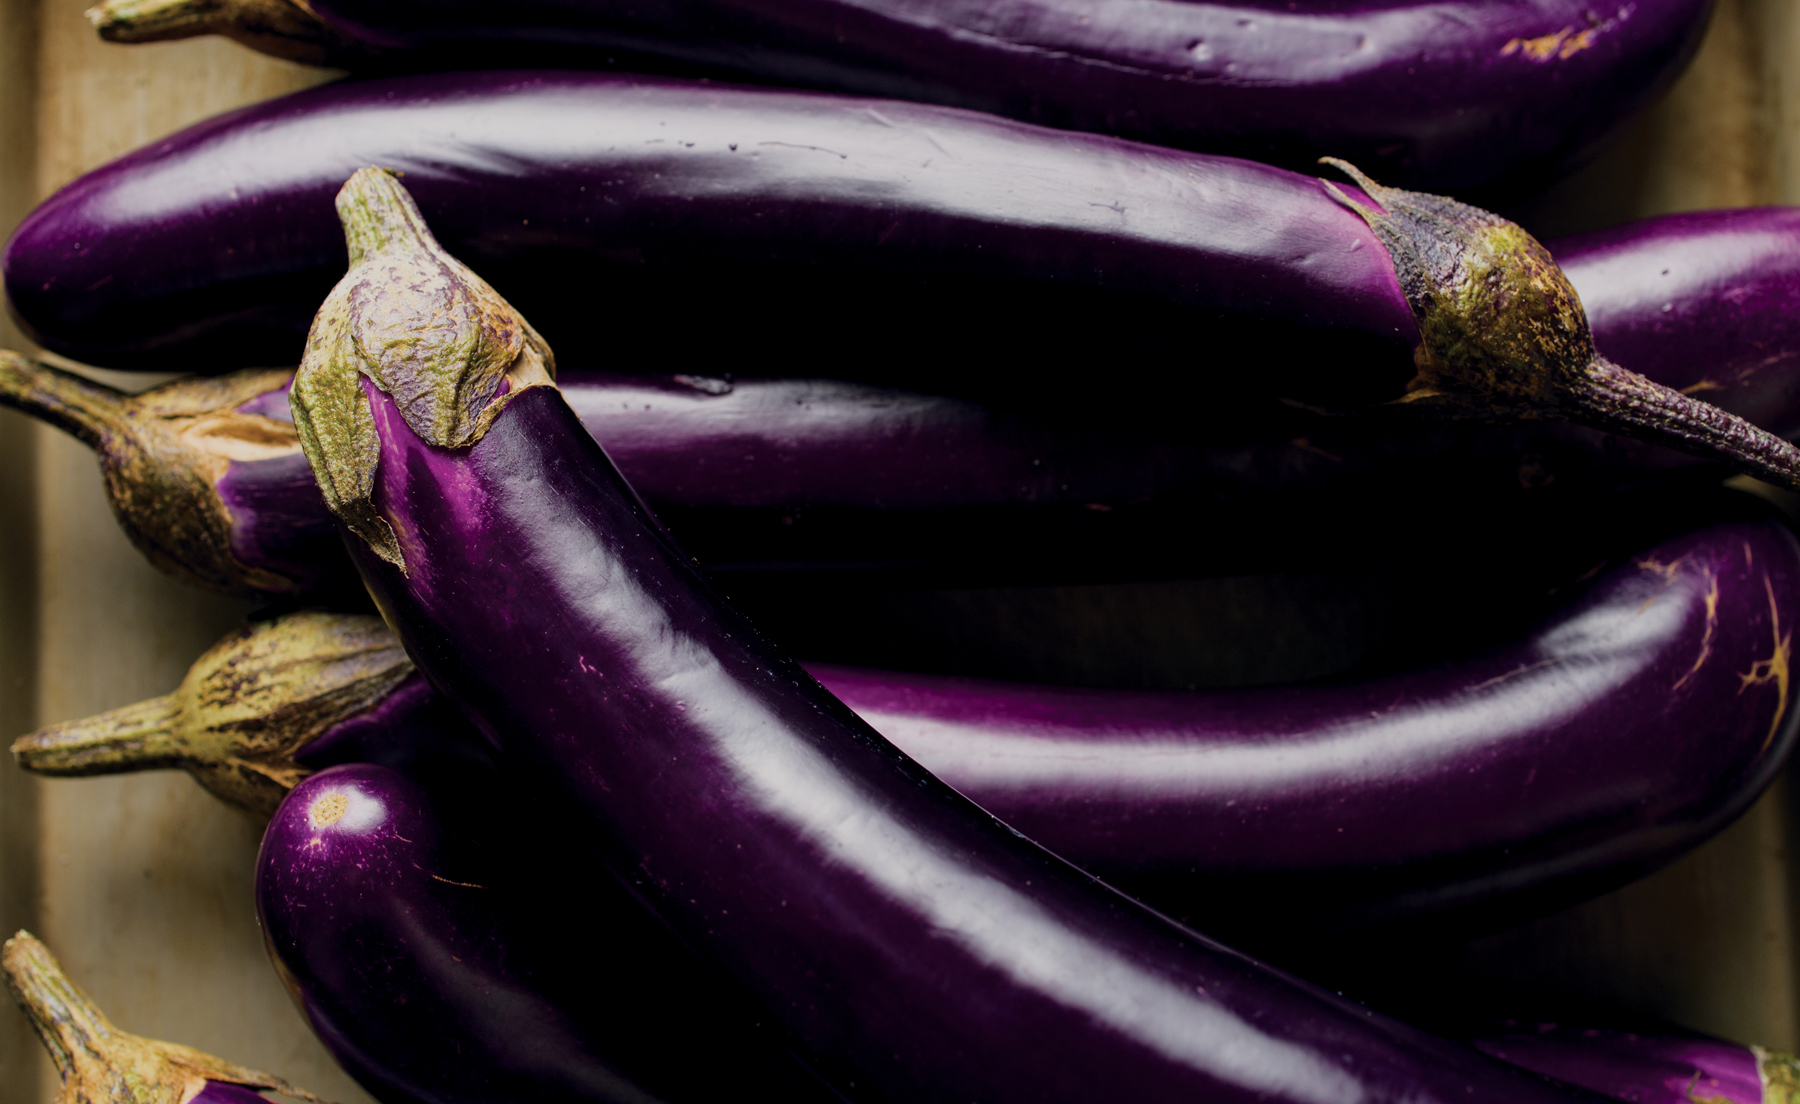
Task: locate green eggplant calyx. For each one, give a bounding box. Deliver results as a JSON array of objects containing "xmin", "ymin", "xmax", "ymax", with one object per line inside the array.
[
  {"xmin": 0, "ymin": 352, "xmax": 303, "ymax": 597},
  {"xmin": 4, "ymin": 930, "xmax": 331, "ymax": 1104},
  {"xmin": 1759, "ymin": 1045, "xmax": 1800, "ymax": 1104},
  {"xmin": 11, "ymin": 611, "xmax": 414, "ymax": 818},
  {"xmin": 292, "ymin": 166, "xmax": 556, "ymax": 570},
  {"xmin": 1322, "ymin": 158, "xmax": 1800, "ymax": 491}
]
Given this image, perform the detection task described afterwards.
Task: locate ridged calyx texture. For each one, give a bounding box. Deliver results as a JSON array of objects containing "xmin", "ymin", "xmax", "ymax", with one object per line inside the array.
[
  {"xmin": 11, "ymin": 612, "xmax": 413, "ymax": 817},
  {"xmin": 1764, "ymin": 1047, "xmax": 1800, "ymax": 1104},
  {"xmin": 0, "ymin": 353, "xmax": 302, "ymax": 596},
  {"xmin": 292, "ymin": 166, "xmax": 555, "ymax": 570},
  {"xmin": 86, "ymin": 0, "xmax": 368, "ymax": 65},
  {"xmin": 1321, "ymin": 159, "xmax": 1800, "ymax": 491},
  {"xmin": 4, "ymin": 931, "xmax": 326, "ymax": 1104}
]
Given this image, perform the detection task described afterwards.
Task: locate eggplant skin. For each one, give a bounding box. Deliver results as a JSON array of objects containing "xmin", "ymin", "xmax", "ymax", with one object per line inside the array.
[
  {"xmin": 9, "ymin": 73, "xmax": 1799, "ymax": 406},
  {"xmin": 257, "ymin": 761, "xmax": 839, "ymax": 1104},
  {"xmin": 7, "ymin": 70, "xmax": 1424, "ymax": 376},
  {"xmin": 1467, "ymin": 1023, "xmax": 1792, "ymax": 1104},
  {"xmin": 340, "ymin": 377, "xmax": 1599, "ymax": 1103},
  {"xmin": 813, "ymin": 509, "xmax": 1800, "ymax": 943},
  {"xmin": 192, "ymin": 1084, "xmax": 285, "ymax": 1104},
  {"xmin": 280, "ymin": 500, "xmax": 1796, "ymax": 944},
  {"xmin": 299, "ymin": 0, "xmax": 1710, "ymax": 195}
]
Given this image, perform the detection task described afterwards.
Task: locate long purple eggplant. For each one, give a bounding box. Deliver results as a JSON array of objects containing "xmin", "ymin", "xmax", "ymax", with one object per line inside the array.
[
  {"xmin": 2, "ymin": 930, "xmax": 324, "ymax": 1104},
  {"xmin": 21, "ymin": 497, "xmax": 1800, "ymax": 943},
  {"xmin": 9, "ymin": 74, "xmax": 1800, "ymax": 499},
  {"xmin": 8, "ymin": 295, "xmax": 1799, "ymax": 597},
  {"xmin": 85, "ymin": 0, "xmax": 1713, "ymax": 196},
  {"xmin": 284, "ymin": 166, "xmax": 1633, "ymax": 1104},
  {"xmin": 1468, "ymin": 1022, "xmax": 1800, "ymax": 1104},
  {"xmin": 258, "ymin": 761, "xmax": 839, "ymax": 1104},
  {"xmin": 260, "ymin": 768, "xmax": 1800, "ymax": 1104}
]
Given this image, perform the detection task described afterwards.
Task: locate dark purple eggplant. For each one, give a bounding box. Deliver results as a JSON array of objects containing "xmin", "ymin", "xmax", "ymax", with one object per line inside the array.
[
  {"xmin": 1, "ymin": 930, "xmax": 323, "ymax": 1104},
  {"xmin": 812, "ymin": 502, "xmax": 1800, "ymax": 939},
  {"xmin": 1468, "ymin": 1022, "xmax": 1799, "ymax": 1104},
  {"xmin": 15, "ymin": 74, "xmax": 1800, "ymax": 500},
  {"xmin": 284, "ymin": 166, "xmax": 1636, "ymax": 1104},
  {"xmin": 257, "ymin": 761, "xmax": 839, "ymax": 1104},
  {"xmin": 85, "ymin": 0, "xmax": 1712, "ymax": 196},
  {"xmin": 9, "ymin": 267, "xmax": 1800, "ymax": 598},
  {"xmin": 21, "ymin": 499, "xmax": 1800, "ymax": 943}
]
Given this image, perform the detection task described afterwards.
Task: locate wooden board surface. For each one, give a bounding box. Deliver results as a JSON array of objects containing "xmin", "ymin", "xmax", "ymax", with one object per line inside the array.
[{"xmin": 0, "ymin": 0, "xmax": 1797, "ymax": 1099}]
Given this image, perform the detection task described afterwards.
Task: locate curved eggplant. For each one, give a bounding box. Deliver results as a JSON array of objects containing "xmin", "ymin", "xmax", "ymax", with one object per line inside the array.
[
  {"xmin": 1468, "ymin": 1022, "xmax": 1800, "ymax": 1104},
  {"xmin": 9, "ymin": 75, "xmax": 1800, "ymax": 486},
  {"xmin": 287, "ymin": 167, "xmax": 1631, "ymax": 1104},
  {"xmin": 1, "ymin": 930, "xmax": 324, "ymax": 1104},
  {"xmin": 814, "ymin": 503, "xmax": 1800, "ymax": 938},
  {"xmin": 257, "ymin": 762, "xmax": 838, "ymax": 1104},
  {"xmin": 22, "ymin": 500, "xmax": 1800, "ymax": 938},
  {"xmin": 85, "ymin": 0, "xmax": 1714, "ymax": 196},
  {"xmin": 7, "ymin": 306, "xmax": 1800, "ymax": 597}
]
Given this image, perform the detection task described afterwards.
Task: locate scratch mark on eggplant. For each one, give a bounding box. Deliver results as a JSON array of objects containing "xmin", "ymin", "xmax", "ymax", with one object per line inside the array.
[
  {"xmin": 1738, "ymin": 574, "xmax": 1792, "ymax": 752},
  {"xmin": 1468, "ymin": 657, "xmax": 1562, "ymax": 693},
  {"xmin": 1673, "ymin": 567, "xmax": 1719, "ymax": 691},
  {"xmin": 756, "ymin": 141, "xmax": 849, "ymax": 159}
]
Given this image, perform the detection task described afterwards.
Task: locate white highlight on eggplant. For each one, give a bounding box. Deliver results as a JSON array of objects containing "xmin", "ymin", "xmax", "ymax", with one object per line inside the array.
[
  {"xmin": 309, "ymin": 781, "xmax": 388, "ymax": 834},
  {"xmin": 850, "ymin": 585, "xmax": 1686, "ymax": 799}
]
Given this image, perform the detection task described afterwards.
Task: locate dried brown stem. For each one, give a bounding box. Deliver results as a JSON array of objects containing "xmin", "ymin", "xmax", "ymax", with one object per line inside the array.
[
  {"xmin": 0, "ymin": 351, "xmax": 302, "ymax": 596},
  {"xmin": 87, "ymin": 0, "xmax": 371, "ymax": 67},
  {"xmin": 1563, "ymin": 358, "xmax": 1800, "ymax": 491},
  {"xmin": 3, "ymin": 930, "xmax": 330, "ymax": 1104}
]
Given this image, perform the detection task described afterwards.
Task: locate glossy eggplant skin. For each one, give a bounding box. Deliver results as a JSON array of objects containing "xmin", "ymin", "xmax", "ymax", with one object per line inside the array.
[
  {"xmin": 201, "ymin": 361, "xmax": 1800, "ymax": 592},
  {"xmin": 258, "ymin": 761, "xmax": 837, "ymax": 1104},
  {"xmin": 289, "ymin": 0, "xmax": 1713, "ymax": 195},
  {"xmin": 11, "ymin": 74, "xmax": 1800, "ymax": 418},
  {"xmin": 1468, "ymin": 1024, "xmax": 1790, "ymax": 1104},
  {"xmin": 194, "ymin": 1085, "xmax": 282, "ymax": 1104},
  {"xmin": 343, "ymin": 380, "xmax": 1602, "ymax": 1104},
  {"xmin": 813, "ymin": 510, "xmax": 1800, "ymax": 939},
  {"xmin": 7, "ymin": 70, "xmax": 1416, "ymax": 376},
  {"xmin": 275, "ymin": 505, "xmax": 1799, "ymax": 942}
]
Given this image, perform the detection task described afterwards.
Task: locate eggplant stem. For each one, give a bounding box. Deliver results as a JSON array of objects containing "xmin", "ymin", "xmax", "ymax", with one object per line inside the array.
[
  {"xmin": 3, "ymin": 930, "xmax": 332, "ymax": 1103},
  {"xmin": 86, "ymin": 0, "xmax": 367, "ymax": 66},
  {"xmin": 1758, "ymin": 1045, "xmax": 1800, "ymax": 1103},
  {"xmin": 11, "ymin": 694, "xmax": 183, "ymax": 775},
  {"xmin": 0, "ymin": 351, "xmax": 127, "ymax": 451},
  {"xmin": 1564, "ymin": 357, "xmax": 1800, "ymax": 491}
]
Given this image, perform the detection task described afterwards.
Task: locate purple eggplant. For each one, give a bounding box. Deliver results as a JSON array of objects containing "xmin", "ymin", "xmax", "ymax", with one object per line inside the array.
[
  {"xmin": 7, "ymin": 299, "xmax": 1800, "ymax": 597},
  {"xmin": 257, "ymin": 761, "xmax": 839, "ymax": 1104},
  {"xmin": 812, "ymin": 501, "xmax": 1800, "ymax": 939},
  {"xmin": 1, "ymin": 930, "xmax": 324, "ymax": 1104},
  {"xmin": 0, "ymin": 75, "xmax": 1783, "ymax": 491},
  {"xmin": 1469, "ymin": 1022, "xmax": 1800, "ymax": 1104},
  {"xmin": 21, "ymin": 496, "xmax": 1800, "ymax": 941},
  {"xmin": 284, "ymin": 166, "xmax": 1637, "ymax": 1104},
  {"xmin": 85, "ymin": 0, "xmax": 1713, "ymax": 196}
]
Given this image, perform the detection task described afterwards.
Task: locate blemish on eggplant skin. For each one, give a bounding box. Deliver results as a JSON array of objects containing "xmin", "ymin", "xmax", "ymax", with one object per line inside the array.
[
  {"xmin": 1738, "ymin": 575, "xmax": 1792, "ymax": 752},
  {"xmin": 309, "ymin": 791, "xmax": 349, "ymax": 829}
]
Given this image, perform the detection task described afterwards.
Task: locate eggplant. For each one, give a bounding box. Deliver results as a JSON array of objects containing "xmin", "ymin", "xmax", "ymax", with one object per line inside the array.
[
  {"xmin": 1, "ymin": 930, "xmax": 323, "ymax": 1104},
  {"xmin": 8, "ymin": 271, "xmax": 1800, "ymax": 597},
  {"xmin": 22, "ymin": 497, "xmax": 1800, "ymax": 941},
  {"xmin": 282, "ymin": 166, "xmax": 1637, "ymax": 1104},
  {"xmin": 1468, "ymin": 1022, "xmax": 1800, "ymax": 1104},
  {"xmin": 9, "ymin": 75, "xmax": 1800, "ymax": 483},
  {"xmin": 84, "ymin": 0, "xmax": 1713, "ymax": 197},
  {"xmin": 259, "ymin": 770, "xmax": 1800, "ymax": 1104},
  {"xmin": 257, "ymin": 761, "xmax": 839, "ymax": 1104}
]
